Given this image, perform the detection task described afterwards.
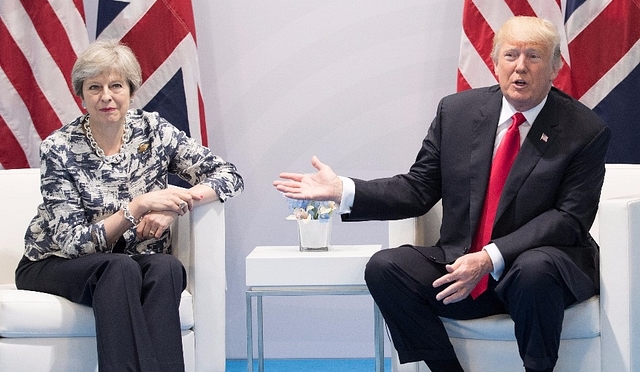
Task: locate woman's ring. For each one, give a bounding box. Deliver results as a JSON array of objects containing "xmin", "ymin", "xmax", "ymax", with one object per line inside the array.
[
  {"xmin": 149, "ymin": 230, "xmax": 156, "ymax": 235},
  {"xmin": 180, "ymin": 201, "xmax": 188, "ymax": 209}
]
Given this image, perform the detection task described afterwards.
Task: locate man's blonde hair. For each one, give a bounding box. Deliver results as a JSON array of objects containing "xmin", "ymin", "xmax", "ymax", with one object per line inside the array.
[{"xmin": 491, "ymin": 16, "xmax": 563, "ymax": 72}]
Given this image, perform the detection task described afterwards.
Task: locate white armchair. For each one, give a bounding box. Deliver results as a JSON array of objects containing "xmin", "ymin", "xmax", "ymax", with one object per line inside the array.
[
  {"xmin": 0, "ymin": 168, "xmax": 226, "ymax": 372},
  {"xmin": 388, "ymin": 164, "xmax": 640, "ymax": 372}
]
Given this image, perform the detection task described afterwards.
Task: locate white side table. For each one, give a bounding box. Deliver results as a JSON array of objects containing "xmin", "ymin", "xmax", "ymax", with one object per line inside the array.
[{"xmin": 245, "ymin": 245, "xmax": 384, "ymax": 372}]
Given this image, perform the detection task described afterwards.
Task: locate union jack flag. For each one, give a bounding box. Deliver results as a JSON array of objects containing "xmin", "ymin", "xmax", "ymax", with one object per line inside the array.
[
  {"xmin": 0, "ymin": 0, "xmax": 207, "ymax": 170},
  {"xmin": 458, "ymin": 0, "xmax": 640, "ymax": 163}
]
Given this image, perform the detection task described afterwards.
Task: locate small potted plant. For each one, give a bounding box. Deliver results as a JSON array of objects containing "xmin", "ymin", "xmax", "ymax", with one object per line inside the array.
[{"xmin": 286, "ymin": 199, "xmax": 336, "ymax": 251}]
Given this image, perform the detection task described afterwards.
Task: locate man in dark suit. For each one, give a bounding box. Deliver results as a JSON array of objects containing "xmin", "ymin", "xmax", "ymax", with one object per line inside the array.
[{"xmin": 273, "ymin": 16, "xmax": 610, "ymax": 372}]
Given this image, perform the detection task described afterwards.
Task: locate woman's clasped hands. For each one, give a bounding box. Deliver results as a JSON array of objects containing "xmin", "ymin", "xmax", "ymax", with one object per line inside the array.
[{"xmin": 130, "ymin": 188, "xmax": 203, "ymax": 239}]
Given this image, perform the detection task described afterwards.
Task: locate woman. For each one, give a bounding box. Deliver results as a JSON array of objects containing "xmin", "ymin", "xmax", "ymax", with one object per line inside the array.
[{"xmin": 15, "ymin": 40, "xmax": 243, "ymax": 372}]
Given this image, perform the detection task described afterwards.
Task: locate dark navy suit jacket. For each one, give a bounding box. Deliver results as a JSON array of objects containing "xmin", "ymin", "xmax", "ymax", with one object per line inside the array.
[{"xmin": 343, "ymin": 85, "xmax": 611, "ymax": 301}]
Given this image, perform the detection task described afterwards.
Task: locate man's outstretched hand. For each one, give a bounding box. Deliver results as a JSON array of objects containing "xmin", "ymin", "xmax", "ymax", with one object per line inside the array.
[{"xmin": 273, "ymin": 156, "xmax": 343, "ymax": 203}]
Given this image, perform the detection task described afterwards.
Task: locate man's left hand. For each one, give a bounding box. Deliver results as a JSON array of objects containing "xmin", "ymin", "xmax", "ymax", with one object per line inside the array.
[{"xmin": 432, "ymin": 251, "xmax": 494, "ymax": 304}]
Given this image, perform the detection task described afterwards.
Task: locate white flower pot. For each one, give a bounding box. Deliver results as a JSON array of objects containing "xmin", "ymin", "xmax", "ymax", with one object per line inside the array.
[{"xmin": 297, "ymin": 219, "xmax": 332, "ymax": 251}]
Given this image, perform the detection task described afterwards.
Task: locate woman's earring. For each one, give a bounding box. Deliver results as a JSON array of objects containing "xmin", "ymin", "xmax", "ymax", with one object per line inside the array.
[
  {"xmin": 130, "ymin": 98, "xmax": 134, "ymax": 104},
  {"xmin": 81, "ymin": 101, "xmax": 86, "ymax": 109}
]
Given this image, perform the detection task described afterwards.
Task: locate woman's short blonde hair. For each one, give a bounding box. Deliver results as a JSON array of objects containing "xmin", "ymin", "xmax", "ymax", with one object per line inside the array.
[
  {"xmin": 491, "ymin": 16, "xmax": 563, "ymax": 72},
  {"xmin": 71, "ymin": 40, "xmax": 142, "ymax": 98}
]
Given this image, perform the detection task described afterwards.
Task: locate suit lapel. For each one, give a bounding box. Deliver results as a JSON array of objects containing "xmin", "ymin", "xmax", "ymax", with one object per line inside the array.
[
  {"xmin": 495, "ymin": 91, "xmax": 560, "ymax": 222},
  {"xmin": 469, "ymin": 88, "xmax": 503, "ymax": 238}
]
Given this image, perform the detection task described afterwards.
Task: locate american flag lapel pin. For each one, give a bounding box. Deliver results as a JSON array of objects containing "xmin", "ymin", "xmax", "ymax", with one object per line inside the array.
[{"xmin": 540, "ymin": 133, "xmax": 549, "ymax": 143}]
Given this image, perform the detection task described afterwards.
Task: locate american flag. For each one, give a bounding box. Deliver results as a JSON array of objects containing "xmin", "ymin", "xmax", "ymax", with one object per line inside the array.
[
  {"xmin": 458, "ymin": 0, "xmax": 640, "ymax": 163},
  {"xmin": 0, "ymin": 0, "xmax": 207, "ymax": 170}
]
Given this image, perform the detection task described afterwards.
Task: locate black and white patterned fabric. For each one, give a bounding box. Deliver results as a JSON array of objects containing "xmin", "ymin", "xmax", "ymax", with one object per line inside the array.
[{"xmin": 24, "ymin": 109, "xmax": 243, "ymax": 260}]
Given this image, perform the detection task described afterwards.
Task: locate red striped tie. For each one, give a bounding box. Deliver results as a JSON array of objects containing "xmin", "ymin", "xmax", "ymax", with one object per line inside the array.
[{"xmin": 469, "ymin": 112, "xmax": 527, "ymax": 299}]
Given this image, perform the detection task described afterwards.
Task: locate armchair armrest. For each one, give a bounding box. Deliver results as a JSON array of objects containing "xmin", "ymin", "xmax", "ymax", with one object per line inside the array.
[
  {"xmin": 598, "ymin": 195, "xmax": 640, "ymax": 372},
  {"xmin": 388, "ymin": 201, "xmax": 442, "ymax": 248},
  {"xmin": 172, "ymin": 201, "xmax": 226, "ymax": 372}
]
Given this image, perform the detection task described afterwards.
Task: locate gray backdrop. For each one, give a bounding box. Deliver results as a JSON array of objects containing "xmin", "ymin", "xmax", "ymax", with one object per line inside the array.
[{"xmin": 194, "ymin": 0, "xmax": 464, "ymax": 359}]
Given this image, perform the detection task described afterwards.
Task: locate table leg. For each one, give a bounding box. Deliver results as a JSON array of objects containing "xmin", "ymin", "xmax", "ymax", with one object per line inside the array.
[
  {"xmin": 374, "ymin": 302, "xmax": 384, "ymax": 372},
  {"xmin": 246, "ymin": 293, "xmax": 254, "ymax": 372},
  {"xmin": 257, "ymin": 296, "xmax": 264, "ymax": 372},
  {"xmin": 247, "ymin": 287, "xmax": 381, "ymax": 371}
]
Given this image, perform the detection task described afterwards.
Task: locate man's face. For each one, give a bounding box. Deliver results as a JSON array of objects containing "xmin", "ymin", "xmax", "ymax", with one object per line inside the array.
[{"xmin": 494, "ymin": 40, "xmax": 559, "ymax": 112}]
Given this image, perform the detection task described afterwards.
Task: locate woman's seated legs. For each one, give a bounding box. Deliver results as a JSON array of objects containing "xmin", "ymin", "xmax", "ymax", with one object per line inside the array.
[{"xmin": 16, "ymin": 253, "xmax": 186, "ymax": 372}]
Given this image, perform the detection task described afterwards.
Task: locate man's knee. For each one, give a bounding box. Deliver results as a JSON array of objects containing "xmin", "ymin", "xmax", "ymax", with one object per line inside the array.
[
  {"xmin": 364, "ymin": 249, "xmax": 396, "ymax": 284},
  {"xmin": 509, "ymin": 249, "xmax": 559, "ymax": 286},
  {"xmin": 497, "ymin": 248, "xmax": 567, "ymax": 307}
]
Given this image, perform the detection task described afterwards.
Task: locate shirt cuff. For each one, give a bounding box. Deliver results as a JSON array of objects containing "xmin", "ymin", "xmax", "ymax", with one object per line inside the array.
[
  {"xmin": 338, "ymin": 176, "xmax": 355, "ymax": 214},
  {"xmin": 484, "ymin": 243, "xmax": 505, "ymax": 280}
]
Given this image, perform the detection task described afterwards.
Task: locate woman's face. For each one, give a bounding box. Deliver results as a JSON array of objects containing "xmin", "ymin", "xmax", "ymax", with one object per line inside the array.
[{"xmin": 82, "ymin": 71, "xmax": 131, "ymax": 127}]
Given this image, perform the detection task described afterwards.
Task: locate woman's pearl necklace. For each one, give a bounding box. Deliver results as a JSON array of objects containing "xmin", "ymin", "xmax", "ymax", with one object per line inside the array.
[{"xmin": 83, "ymin": 116, "xmax": 130, "ymax": 164}]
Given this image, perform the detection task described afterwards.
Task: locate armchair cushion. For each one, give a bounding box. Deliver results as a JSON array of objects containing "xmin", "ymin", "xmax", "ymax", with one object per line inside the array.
[
  {"xmin": 0, "ymin": 284, "xmax": 194, "ymax": 338},
  {"xmin": 441, "ymin": 295, "xmax": 599, "ymax": 341}
]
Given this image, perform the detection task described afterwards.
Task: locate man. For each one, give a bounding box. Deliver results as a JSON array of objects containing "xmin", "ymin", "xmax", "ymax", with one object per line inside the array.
[{"xmin": 273, "ymin": 16, "xmax": 610, "ymax": 371}]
